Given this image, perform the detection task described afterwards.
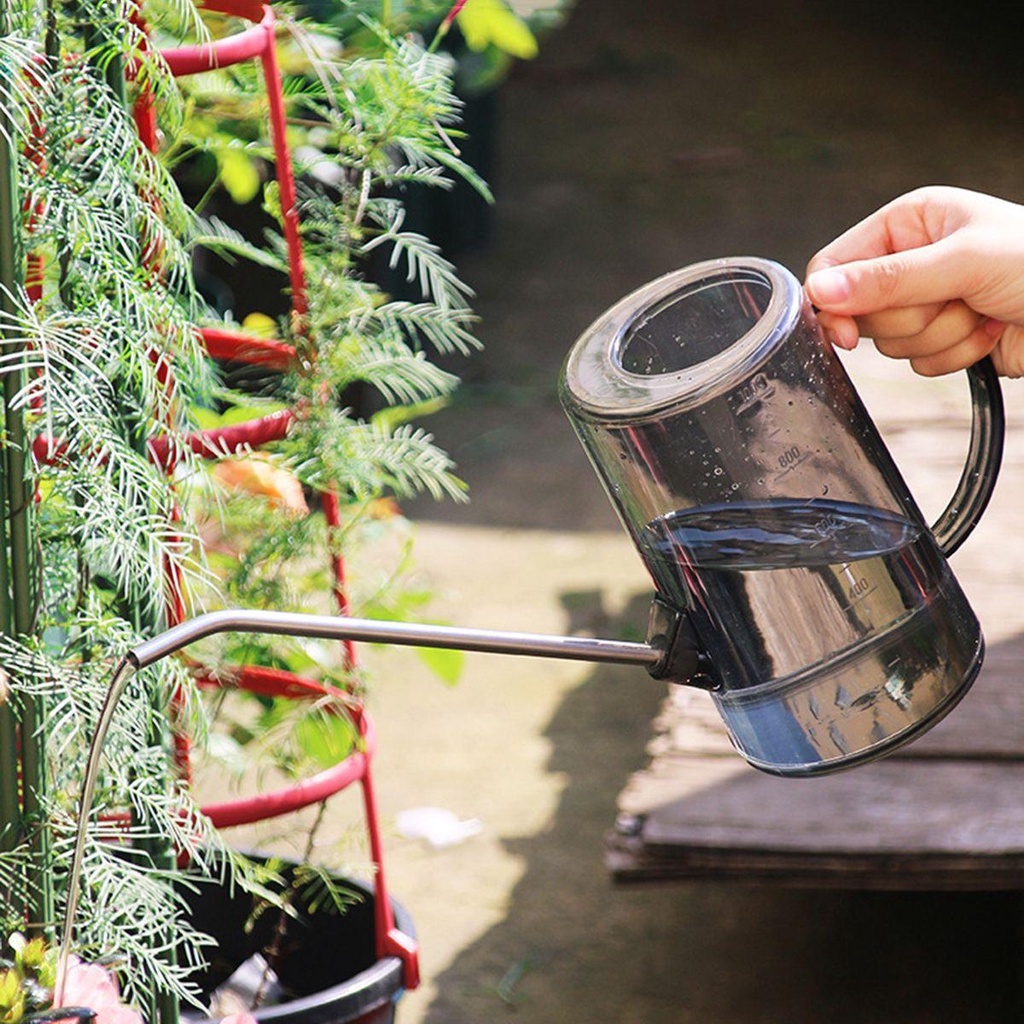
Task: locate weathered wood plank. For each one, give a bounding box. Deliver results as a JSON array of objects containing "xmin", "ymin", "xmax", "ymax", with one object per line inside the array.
[
  {"xmin": 623, "ymin": 757, "xmax": 1024, "ymax": 854},
  {"xmin": 610, "ymin": 755, "xmax": 1024, "ymax": 889},
  {"xmin": 605, "ymin": 830, "xmax": 1024, "ymax": 891}
]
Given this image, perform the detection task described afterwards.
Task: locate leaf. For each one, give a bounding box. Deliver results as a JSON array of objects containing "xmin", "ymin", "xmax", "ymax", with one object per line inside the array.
[
  {"xmin": 293, "ymin": 863, "xmax": 361, "ymax": 916},
  {"xmin": 415, "ymin": 645, "xmax": 464, "ymax": 685},
  {"xmin": 457, "ymin": 0, "xmax": 539, "ymax": 59},
  {"xmin": 220, "ymin": 400, "xmax": 289, "ymax": 424},
  {"xmin": 294, "ymin": 709, "xmax": 358, "ymax": 770},
  {"xmin": 217, "ymin": 147, "xmax": 262, "ymax": 205},
  {"xmin": 193, "ymin": 399, "xmax": 289, "ymax": 429},
  {"xmin": 192, "ymin": 215, "xmax": 288, "ymax": 271},
  {"xmin": 192, "ymin": 407, "xmax": 222, "ymax": 430},
  {"xmin": 372, "ymin": 396, "xmax": 449, "ymax": 431}
]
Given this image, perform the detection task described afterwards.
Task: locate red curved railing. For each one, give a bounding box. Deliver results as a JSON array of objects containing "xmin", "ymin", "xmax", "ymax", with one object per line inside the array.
[
  {"xmin": 154, "ymin": 0, "xmax": 307, "ymax": 316},
  {"xmin": 199, "ymin": 326, "xmax": 296, "ymax": 370},
  {"xmin": 196, "ymin": 665, "xmax": 369, "ymax": 827},
  {"xmin": 193, "ymin": 661, "xmax": 417, "ymax": 985},
  {"xmin": 160, "ymin": 0, "xmax": 271, "ymax": 75}
]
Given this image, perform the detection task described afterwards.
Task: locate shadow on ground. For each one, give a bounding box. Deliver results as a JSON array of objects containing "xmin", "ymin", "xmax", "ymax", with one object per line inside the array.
[
  {"xmin": 421, "ymin": 598, "xmax": 1024, "ymax": 1024},
  {"xmin": 391, "ymin": 1, "xmax": 1024, "ymax": 1020}
]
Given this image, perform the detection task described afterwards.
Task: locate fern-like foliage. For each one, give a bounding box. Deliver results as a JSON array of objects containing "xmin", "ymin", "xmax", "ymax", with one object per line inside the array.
[
  {"xmin": 0, "ymin": 0, "xmax": 234, "ymax": 1011},
  {"xmin": 2, "ymin": 0, "xmax": 488, "ymax": 1017},
  {"xmin": 175, "ymin": 7, "xmax": 486, "ymax": 612}
]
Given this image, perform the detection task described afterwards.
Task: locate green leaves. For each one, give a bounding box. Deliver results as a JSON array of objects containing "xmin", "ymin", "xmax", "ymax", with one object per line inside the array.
[
  {"xmin": 293, "ymin": 706, "xmax": 359, "ymax": 772},
  {"xmin": 214, "ymin": 146, "xmax": 262, "ymax": 205},
  {"xmin": 0, "ymin": 967, "xmax": 25, "ymax": 1024},
  {"xmin": 281, "ymin": 409, "xmax": 467, "ymax": 504},
  {"xmin": 0, "ymin": 1, "xmax": 233, "ymax": 1008},
  {"xmin": 3, "ymin": 0, "xmax": 487, "ymax": 1012},
  {"xmin": 457, "ymin": 0, "xmax": 539, "ymax": 59},
  {"xmin": 0, "ymin": 292, "xmax": 212, "ymax": 624},
  {"xmin": 414, "ymin": 645, "xmax": 464, "ymax": 685}
]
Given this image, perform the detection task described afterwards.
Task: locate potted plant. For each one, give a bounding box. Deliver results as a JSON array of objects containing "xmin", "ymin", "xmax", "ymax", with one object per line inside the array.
[{"xmin": 0, "ymin": 0, "xmax": 484, "ymax": 1021}]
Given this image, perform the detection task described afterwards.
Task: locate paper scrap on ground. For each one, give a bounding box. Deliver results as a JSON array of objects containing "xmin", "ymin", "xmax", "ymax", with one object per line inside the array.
[{"xmin": 396, "ymin": 806, "xmax": 483, "ymax": 848}]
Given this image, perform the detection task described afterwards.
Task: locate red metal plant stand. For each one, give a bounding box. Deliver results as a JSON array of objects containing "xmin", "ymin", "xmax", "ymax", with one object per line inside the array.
[{"xmin": 133, "ymin": 0, "xmax": 419, "ymax": 990}]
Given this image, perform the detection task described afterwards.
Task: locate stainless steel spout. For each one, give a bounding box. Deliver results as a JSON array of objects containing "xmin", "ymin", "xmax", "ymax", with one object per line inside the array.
[{"xmin": 128, "ymin": 608, "xmax": 666, "ymax": 673}]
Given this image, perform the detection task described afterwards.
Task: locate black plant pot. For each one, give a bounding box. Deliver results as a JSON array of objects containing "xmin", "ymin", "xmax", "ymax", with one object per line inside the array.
[{"xmin": 179, "ymin": 861, "xmax": 414, "ymax": 1024}]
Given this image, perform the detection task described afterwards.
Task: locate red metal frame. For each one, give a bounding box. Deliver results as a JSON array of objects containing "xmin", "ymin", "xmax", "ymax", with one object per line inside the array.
[
  {"xmin": 198, "ymin": 326, "xmax": 296, "ymax": 370},
  {"xmin": 129, "ymin": 2, "xmax": 419, "ymax": 988},
  {"xmin": 193, "ymin": 663, "xmax": 418, "ymax": 986},
  {"xmin": 157, "ymin": 0, "xmax": 307, "ymax": 316}
]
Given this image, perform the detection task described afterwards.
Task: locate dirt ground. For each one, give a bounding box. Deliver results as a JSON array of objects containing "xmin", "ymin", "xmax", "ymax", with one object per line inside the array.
[{"xmin": 243, "ymin": 3, "xmax": 1024, "ymax": 1022}]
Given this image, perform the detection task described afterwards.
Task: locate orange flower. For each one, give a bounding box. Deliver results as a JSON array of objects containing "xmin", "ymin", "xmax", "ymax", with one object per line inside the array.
[{"xmin": 212, "ymin": 454, "xmax": 309, "ymax": 516}]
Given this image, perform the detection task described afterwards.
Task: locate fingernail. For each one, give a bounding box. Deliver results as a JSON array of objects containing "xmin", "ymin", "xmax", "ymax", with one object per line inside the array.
[
  {"xmin": 807, "ymin": 268, "xmax": 851, "ymax": 306},
  {"xmin": 983, "ymin": 317, "xmax": 1006, "ymax": 339},
  {"xmin": 826, "ymin": 327, "xmax": 858, "ymax": 351}
]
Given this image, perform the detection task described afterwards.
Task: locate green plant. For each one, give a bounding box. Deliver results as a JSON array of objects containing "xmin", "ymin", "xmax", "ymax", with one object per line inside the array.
[
  {"xmin": 177, "ymin": 8, "xmax": 487, "ymax": 793},
  {"xmin": 0, "ymin": 0, "xmax": 486, "ymax": 1021},
  {"xmin": 299, "ymin": 0, "xmax": 572, "ymax": 94}
]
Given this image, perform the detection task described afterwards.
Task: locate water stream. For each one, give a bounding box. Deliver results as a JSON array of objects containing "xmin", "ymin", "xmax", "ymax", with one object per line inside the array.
[{"xmin": 55, "ymin": 656, "xmax": 138, "ymax": 1002}]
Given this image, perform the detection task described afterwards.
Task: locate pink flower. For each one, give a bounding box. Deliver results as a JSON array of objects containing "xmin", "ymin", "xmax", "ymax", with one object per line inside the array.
[
  {"xmin": 54, "ymin": 957, "xmax": 144, "ymax": 1024},
  {"xmin": 220, "ymin": 1015, "xmax": 259, "ymax": 1024}
]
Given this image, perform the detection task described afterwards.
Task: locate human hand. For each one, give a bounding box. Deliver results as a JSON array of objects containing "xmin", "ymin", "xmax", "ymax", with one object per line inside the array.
[{"xmin": 804, "ymin": 186, "xmax": 1024, "ymax": 376}]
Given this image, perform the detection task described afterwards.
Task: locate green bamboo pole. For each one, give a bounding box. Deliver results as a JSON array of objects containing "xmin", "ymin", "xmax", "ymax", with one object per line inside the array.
[
  {"xmin": 0, "ymin": 149, "xmax": 18, "ymax": 852},
  {"xmin": 4, "ymin": 310, "xmax": 50, "ymax": 935},
  {"xmin": 0, "ymin": 0, "xmax": 27, "ymax": 901},
  {"xmin": 0, "ymin": 0, "xmax": 52, "ymax": 934},
  {"xmin": 0, "ymin": 438, "xmax": 18, "ymax": 861}
]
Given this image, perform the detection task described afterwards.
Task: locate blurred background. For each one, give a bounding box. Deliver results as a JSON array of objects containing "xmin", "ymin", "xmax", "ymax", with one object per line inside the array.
[{"xmin": 329, "ymin": 2, "xmax": 1024, "ymax": 1021}]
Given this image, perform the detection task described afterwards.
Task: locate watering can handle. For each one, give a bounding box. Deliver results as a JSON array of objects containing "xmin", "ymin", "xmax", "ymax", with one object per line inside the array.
[{"xmin": 930, "ymin": 355, "xmax": 1004, "ymax": 557}]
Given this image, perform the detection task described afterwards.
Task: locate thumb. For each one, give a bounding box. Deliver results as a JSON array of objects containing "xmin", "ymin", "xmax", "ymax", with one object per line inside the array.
[{"xmin": 805, "ymin": 240, "xmax": 965, "ymax": 315}]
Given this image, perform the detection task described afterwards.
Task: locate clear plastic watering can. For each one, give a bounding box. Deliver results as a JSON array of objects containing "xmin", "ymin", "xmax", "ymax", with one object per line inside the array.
[{"xmin": 560, "ymin": 257, "xmax": 1004, "ymax": 776}]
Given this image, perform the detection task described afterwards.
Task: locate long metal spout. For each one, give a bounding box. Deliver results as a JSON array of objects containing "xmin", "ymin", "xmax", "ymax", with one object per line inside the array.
[{"xmin": 127, "ymin": 608, "xmax": 667, "ymax": 672}]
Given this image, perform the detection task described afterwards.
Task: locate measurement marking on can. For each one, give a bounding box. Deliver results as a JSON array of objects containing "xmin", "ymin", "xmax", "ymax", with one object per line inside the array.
[
  {"xmin": 734, "ymin": 372, "xmax": 776, "ymax": 414},
  {"xmin": 841, "ymin": 564, "xmax": 877, "ymax": 605},
  {"xmin": 774, "ymin": 448, "xmax": 812, "ymax": 478}
]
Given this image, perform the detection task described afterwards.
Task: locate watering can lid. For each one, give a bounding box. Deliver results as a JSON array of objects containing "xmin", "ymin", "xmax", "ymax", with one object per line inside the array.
[{"xmin": 559, "ymin": 256, "xmax": 805, "ymax": 421}]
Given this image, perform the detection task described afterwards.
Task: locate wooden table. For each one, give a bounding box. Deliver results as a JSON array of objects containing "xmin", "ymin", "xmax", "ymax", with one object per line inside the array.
[{"xmin": 608, "ymin": 351, "xmax": 1024, "ymax": 891}]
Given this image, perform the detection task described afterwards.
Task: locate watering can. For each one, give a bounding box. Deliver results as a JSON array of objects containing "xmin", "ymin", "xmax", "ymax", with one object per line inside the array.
[
  {"xmin": 560, "ymin": 256, "xmax": 1004, "ymax": 775},
  {"xmin": 127, "ymin": 258, "xmax": 1004, "ymax": 778}
]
